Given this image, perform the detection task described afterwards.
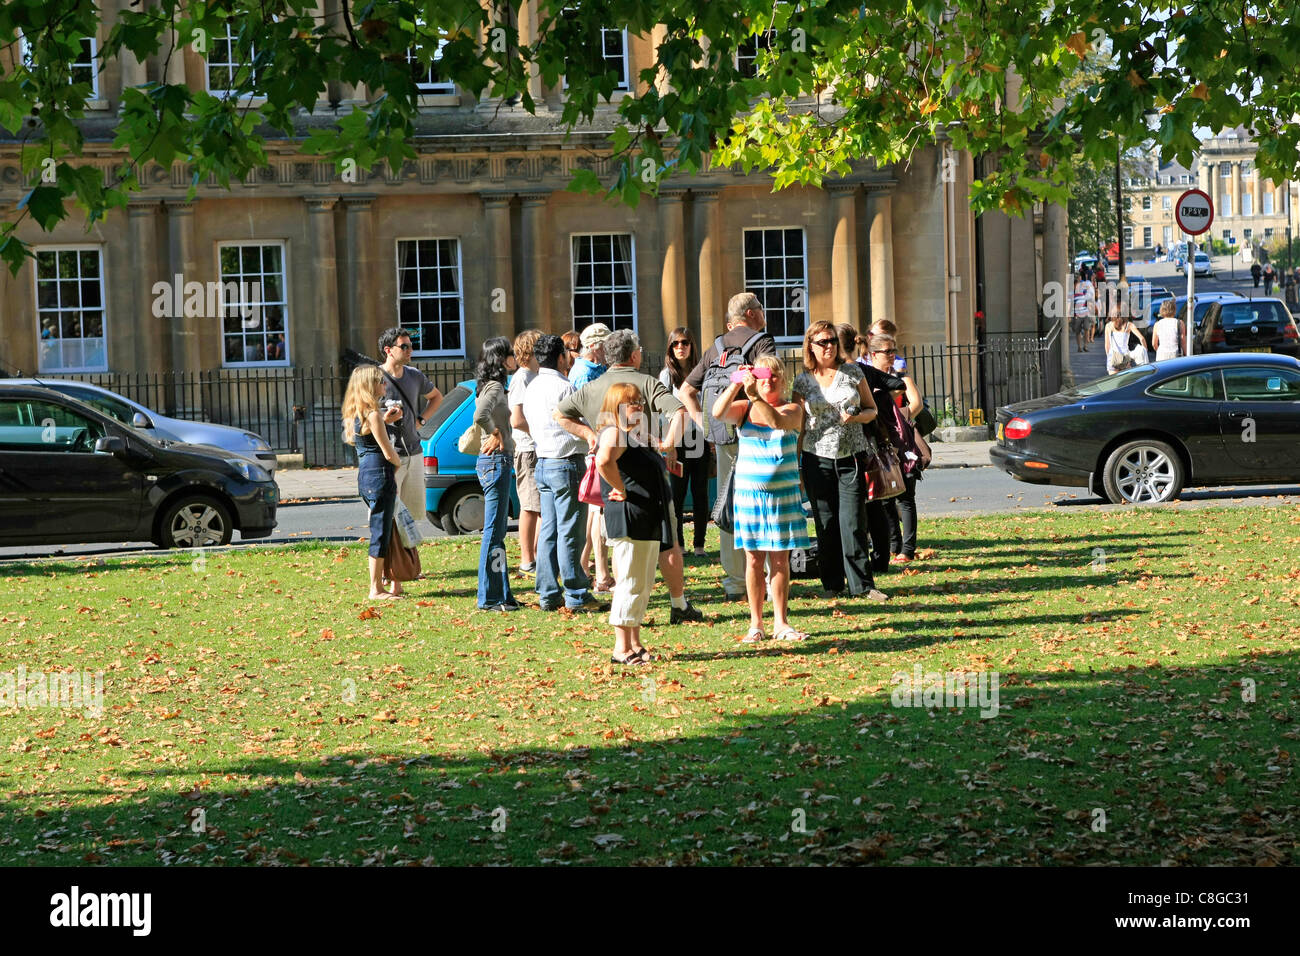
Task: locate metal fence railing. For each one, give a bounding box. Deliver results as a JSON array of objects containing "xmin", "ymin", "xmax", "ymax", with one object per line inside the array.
[{"xmin": 19, "ymin": 333, "xmax": 1061, "ymax": 464}]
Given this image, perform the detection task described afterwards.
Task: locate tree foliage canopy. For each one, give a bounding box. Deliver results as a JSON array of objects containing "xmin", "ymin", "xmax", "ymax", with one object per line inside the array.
[{"xmin": 2, "ymin": 0, "xmax": 1297, "ymax": 271}]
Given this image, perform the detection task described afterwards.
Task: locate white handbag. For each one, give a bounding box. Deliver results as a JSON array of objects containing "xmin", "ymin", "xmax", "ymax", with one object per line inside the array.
[{"xmin": 394, "ymin": 499, "xmax": 424, "ymax": 548}]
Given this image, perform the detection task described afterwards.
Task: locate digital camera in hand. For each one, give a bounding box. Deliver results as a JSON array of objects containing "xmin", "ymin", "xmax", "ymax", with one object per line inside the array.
[{"xmin": 730, "ymin": 365, "xmax": 773, "ymax": 384}]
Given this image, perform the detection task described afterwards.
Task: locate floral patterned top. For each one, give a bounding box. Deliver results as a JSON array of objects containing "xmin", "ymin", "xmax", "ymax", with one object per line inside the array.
[{"xmin": 794, "ymin": 363, "xmax": 873, "ymax": 459}]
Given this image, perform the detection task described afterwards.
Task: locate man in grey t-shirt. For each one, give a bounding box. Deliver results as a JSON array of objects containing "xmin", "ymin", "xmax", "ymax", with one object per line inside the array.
[{"xmin": 379, "ymin": 327, "xmax": 443, "ymax": 523}]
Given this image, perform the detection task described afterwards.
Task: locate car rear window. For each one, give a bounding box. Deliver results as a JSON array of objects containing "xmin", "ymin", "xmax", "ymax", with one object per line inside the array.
[
  {"xmin": 1067, "ymin": 365, "xmax": 1156, "ymax": 396},
  {"xmin": 1219, "ymin": 303, "xmax": 1287, "ymax": 327},
  {"xmin": 428, "ymin": 384, "xmax": 471, "ymax": 433}
]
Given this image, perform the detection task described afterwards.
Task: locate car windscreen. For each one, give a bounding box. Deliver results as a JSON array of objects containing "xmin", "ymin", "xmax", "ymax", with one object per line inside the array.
[
  {"xmin": 49, "ymin": 385, "xmax": 138, "ymax": 425},
  {"xmin": 1064, "ymin": 365, "xmax": 1157, "ymax": 396},
  {"xmin": 1218, "ymin": 303, "xmax": 1287, "ymax": 327}
]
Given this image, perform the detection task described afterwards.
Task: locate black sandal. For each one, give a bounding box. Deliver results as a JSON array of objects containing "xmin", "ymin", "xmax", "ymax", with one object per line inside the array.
[{"xmin": 611, "ymin": 651, "xmax": 645, "ymax": 666}]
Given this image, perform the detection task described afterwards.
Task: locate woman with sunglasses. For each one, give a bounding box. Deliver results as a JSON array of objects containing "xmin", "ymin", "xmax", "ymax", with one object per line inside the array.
[
  {"xmin": 659, "ymin": 327, "xmax": 710, "ymax": 556},
  {"xmin": 867, "ymin": 334, "xmax": 926, "ymax": 564},
  {"xmin": 792, "ymin": 320, "xmax": 888, "ymax": 601}
]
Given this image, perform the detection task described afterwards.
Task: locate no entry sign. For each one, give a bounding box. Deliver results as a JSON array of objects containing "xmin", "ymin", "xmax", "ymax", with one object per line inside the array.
[{"xmin": 1175, "ymin": 189, "xmax": 1214, "ymax": 235}]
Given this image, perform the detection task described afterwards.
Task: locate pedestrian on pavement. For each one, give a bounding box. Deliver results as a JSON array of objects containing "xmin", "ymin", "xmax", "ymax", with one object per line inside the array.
[
  {"xmin": 523, "ymin": 334, "xmax": 594, "ymax": 611},
  {"xmin": 472, "ymin": 336, "xmax": 518, "ymax": 612},
  {"xmin": 660, "ymin": 327, "xmax": 710, "ymax": 557},
  {"xmin": 378, "ymin": 327, "xmax": 443, "ymax": 526},
  {"xmin": 793, "ymin": 320, "xmax": 886, "ymax": 600},
  {"xmin": 1150, "ymin": 298, "xmax": 1185, "ymax": 362},
  {"xmin": 1285, "ymin": 273, "xmax": 1299, "ymax": 310},
  {"xmin": 1105, "ymin": 306, "xmax": 1148, "ymax": 373},
  {"xmin": 1251, "ymin": 261, "xmax": 1262, "ymax": 288},
  {"xmin": 712, "ymin": 355, "xmax": 812, "ymax": 642},
  {"xmin": 508, "ymin": 330, "xmax": 542, "ymax": 576},
  {"xmin": 556, "ymin": 329, "xmax": 704, "ymax": 625},
  {"xmin": 678, "ymin": 293, "xmax": 778, "ymax": 600},
  {"xmin": 867, "ymin": 334, "xmax": 927, "ymax": 565},
  {"xmin": 1071, "ymin": 268, "xmax": 1096, "ymax": 352},
  {"xmin": 595, "ymin": 382, "xmax": 674, "ymax": 665},
  {"xmin": 571, "ymin": 323, "xmax": 612, "ymax": 591},
  {"xmin": 342, "ymin": 365, "xmax": 405, "ymax": 601},
  {"xmin": 1263, "ymin": 261, "xmax": 1276, "ymax": 296}
]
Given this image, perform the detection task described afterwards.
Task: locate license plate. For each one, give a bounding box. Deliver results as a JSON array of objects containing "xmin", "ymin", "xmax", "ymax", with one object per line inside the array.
[
  {"xmin": 1242, "ymin": 347, "xmax": 1272, "ymax": 353},
  {"xmin": 996, "ymin": 421, "xmax": 1004, "ymax": 441}
]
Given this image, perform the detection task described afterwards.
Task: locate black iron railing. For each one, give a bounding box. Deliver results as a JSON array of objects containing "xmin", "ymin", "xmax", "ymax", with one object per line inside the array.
[{"xmin": 17, "ymin": 333, "xmax": 1060, "ymax": 464}]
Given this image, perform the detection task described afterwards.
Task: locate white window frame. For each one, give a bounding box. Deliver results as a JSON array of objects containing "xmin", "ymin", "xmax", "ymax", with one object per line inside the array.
[
  {"xmin": 18, "ymin": 34, "xmax": 103, "ymax": 105},
  {"xmin": 560, "ymin": 10, "xmax": 629, "ymax": 93},
  {"xmin": 1241, "ymin": 193, "xmax": 1252, "ymax": 217},
  {"xmin": 1123, "ymin": 226, "xmax": 1133, "ymax": 247},
  {"xmin": 1142, "ymin": 227, "xmax": 1152, "ymax": 247},
  {"xmin": 395, "ymin": 237, "xmax": 467, "ymax": 358},
  {"xmin": 1221, "ymin": 229, "xmax": 1232, "ymax": 241},
  {"xmin": 206, "ymin": 21, "xmax": 264, "ymax": 101},
  {"xmin": 1162, "ymin": 196, "xmax": 1171, "ymax": 210},
  {"xmin": 1243, "ymin": 228, "xmax": 1253, "ymax": 241},
  {"xmin": 1163, "ymin": 226, "xmax": 1172, "ymax": 247},
  {"xmin": 1142, "ymin": 195, "xmax": 1152, "ymax": 210},
  {"xmin": 1222, "ymin": 195, "xmax": 1232, "ymax": 217},
  {"xmin": 735, "ymin": 32, "xmax": 774, "ymax": 78},
  {"xmin": 570, "ymin": 232, "xmax": 638, "ymax": 334},
  {"xmin": 406, "ymin": 27, "xmax": 457, "ymax": 104},
  {"xmin": 1263, "ymin": 192, "xmax": 1275, "ymax": 215},
  {"xmin": 217, "ymin": 240, "xmax": 290, "ymax": 368},
  {"xmin": 742, "ymin": 226, "xmax": 810, "ymax": 345},
  {"xmin": 33, "ymin": 244, "xmax": 109, "ymax": 373}
]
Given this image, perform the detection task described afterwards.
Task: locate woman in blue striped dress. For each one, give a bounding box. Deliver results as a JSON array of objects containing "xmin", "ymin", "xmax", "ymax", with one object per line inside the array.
[{"xmin": 711, "ymin": 355, "xmax": 811, "ymax": 642}]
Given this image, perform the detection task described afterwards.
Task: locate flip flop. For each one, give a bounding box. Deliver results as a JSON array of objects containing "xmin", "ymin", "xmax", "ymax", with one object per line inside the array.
[
  {"xmin": 773, "ymin": 627, "xmax": 809, "ymax": 641},
  {"xmin": 742, "ymin": 627, "xmax": 767, "ymax": 643}
]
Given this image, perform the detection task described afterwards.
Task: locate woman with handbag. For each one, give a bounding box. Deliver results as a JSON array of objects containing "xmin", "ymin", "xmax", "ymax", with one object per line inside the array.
[
  {"xmin": 342, "ymin": 365, "xmax": 406, "ymax": 600},
  {"xmin": 867, "ymin": 334, "xmax": 927, "ymax": 563},
  {"xmin": 659, "ymin": 327, "xmax": 711, "ymax": 556},
  {"xmin": 594, "ymin": 383, "xmax": 674, "ymax": 665},
  {"xmin": 1105, "ymin": 305, "xmax": 1148, "ymax": 374},
  {"xmin": 792, "ymin": 321, "xmax": 888, "ymax": 601},
  {"xmin": 713, "ymin": 355, "xmax": 813, "ymax": 642},
  {"xmin": 473, "ymin": 336, "xmax": 520, "ymax": 611}
]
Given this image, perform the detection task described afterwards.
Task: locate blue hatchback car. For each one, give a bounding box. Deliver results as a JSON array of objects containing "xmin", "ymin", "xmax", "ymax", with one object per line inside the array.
[{"xmin": 421, "ymin": 376, "xmax": 718, "ymax": 535}]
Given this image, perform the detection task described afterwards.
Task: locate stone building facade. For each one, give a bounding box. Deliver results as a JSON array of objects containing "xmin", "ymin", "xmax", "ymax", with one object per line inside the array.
[{"xmin": 0, "ymin": 1, "xmax": 1055, "ymax": 388}]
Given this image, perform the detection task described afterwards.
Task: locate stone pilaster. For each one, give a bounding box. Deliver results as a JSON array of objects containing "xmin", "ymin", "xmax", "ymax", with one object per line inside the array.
[
  {"xmin": 692, "ymin": 188, "xmax": 723, "ymax": 345},
  {"xmin": 657, "ymin": 189, "xmax": 688, "ymax": 351},
  {"xmin": 828, "ymin": 182, "xmax": 860, "ymax": 330}
]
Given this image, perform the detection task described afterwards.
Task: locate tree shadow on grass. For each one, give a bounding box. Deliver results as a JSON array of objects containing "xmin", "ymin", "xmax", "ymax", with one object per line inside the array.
[{"xmin": 3, "ymin": 653, "xmax": 1293, "ymax": 867}]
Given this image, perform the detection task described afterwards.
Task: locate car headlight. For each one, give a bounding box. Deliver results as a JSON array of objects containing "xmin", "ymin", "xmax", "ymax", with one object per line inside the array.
[
  {"xmin": 226, "ymin": 458, "xmax": 272, "ymax": 483},
  {"xmin": 243, "ymin": 433, "xmax": 271, "ymax": 451}
]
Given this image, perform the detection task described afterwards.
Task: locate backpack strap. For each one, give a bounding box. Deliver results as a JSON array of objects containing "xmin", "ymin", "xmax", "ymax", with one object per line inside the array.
[{"xmin": 736, "ymin": 329, "xmax": 766, "ymax": 361}]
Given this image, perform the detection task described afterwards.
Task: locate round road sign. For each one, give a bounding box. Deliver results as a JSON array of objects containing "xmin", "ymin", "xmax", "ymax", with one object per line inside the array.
[{"xmin": 1175, "ymin": 189, "xmax": 1213, "ymax": 235}]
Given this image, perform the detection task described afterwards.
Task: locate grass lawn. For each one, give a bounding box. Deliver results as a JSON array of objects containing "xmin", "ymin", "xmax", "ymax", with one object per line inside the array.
[{"xmin": 0, "ymin": 504, "xmax": 1296, "ymax": 866}]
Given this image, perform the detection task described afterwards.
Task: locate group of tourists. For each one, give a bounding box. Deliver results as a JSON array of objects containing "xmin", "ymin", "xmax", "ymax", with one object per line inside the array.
[{"xmin": 341, "ymin": 297, "xmax": 932, "ymax": 665}]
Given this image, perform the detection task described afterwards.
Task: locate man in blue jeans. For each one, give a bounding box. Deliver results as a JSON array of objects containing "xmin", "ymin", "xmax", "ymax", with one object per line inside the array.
[{"xmin": 522, "ymin": 334, "xmax": 597, "ymax": 611}]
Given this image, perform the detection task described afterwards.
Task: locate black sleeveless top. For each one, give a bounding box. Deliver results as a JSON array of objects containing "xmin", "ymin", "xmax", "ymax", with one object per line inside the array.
[
  {"xmin": 352, "ymin": 416, "xmax": 383, "ymax": 456},
  {"xmin": 598, "ymin": 429, "xmax": 674, "ymax": 546}
]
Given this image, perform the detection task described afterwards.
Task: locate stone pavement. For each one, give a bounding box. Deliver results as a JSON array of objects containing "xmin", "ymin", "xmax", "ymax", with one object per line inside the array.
[{"xmin": 276, "ymin": 440, "xmax": 999, "ymax": 502}]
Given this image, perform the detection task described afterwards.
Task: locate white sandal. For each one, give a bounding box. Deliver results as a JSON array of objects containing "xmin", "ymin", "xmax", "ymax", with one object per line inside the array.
[{"xmin": 742, "ymin": 627, "xmax": 767, "ymax": 643}]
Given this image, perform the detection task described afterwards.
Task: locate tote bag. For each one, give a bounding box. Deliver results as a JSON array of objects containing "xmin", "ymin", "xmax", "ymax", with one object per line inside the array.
[{"xmin": 579, "ymin": 454, "xmax": 605, "ymax": 507}]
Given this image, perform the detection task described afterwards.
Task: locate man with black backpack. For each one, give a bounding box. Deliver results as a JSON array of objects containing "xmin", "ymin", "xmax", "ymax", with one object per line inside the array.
[{"xmin": 679, "ymin": 292, "xmax": 777, "ymax": 599}]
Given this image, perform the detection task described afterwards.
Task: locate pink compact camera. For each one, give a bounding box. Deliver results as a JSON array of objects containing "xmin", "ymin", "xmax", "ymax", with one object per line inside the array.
[{"xmin": 730, "ymin": 365, "xmax": 773, "ymax": 384}]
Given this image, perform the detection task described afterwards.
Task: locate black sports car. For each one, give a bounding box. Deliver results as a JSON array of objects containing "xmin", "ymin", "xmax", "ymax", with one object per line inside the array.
[{"xmin": 990, "ymin": 354, "xmax": 1300, "ymax": 503}]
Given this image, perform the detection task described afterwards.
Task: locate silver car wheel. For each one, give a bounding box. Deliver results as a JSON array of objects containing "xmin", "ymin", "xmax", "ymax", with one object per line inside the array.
[
  {"xmin": 1114, "ymin": 447, "xmax": 1177, "ymax": 503},
  {"xmin": 170, "ymin": 504, "xmax": 226, "ymax": 547}
]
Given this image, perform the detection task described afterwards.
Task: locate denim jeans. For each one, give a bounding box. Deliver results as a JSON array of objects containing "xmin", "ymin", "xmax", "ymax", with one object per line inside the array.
[
  {"xmin": 357, "ymin": 450, "xmax": 397, "ymax": 559},
  {"xmin": 476, "ymin": 453, "xmax": 515, "ymax": 608},
  {"xmin": 535, "ymin": 454, "xmax": 589, "ymax": 608}
]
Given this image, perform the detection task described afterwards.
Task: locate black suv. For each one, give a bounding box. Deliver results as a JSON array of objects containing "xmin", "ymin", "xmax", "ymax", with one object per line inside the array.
[{"xmin": 0, "ymin": 385, "xmax": 277, "ymax": 549}]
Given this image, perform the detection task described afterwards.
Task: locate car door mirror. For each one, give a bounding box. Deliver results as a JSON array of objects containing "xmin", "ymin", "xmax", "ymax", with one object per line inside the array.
[
  {"xmin": 94, "ymin": 436, "xmax": 125, "ymax": 455},
  {"xmin": 132, "ymin": 412, "xmax": 152, "ymax": 428}
]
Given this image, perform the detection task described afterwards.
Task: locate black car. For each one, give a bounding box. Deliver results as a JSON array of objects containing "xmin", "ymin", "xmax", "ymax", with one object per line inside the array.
[
  {"xmin": 0, "ymin": 385, "xmax": 277, "ymax": 548},
  {"xmin": 1196, "ymin": 297, "xmax": 1300, "ymax": 359},
  {"xmin": 990, "ymin": 354, "xmax": 1300, "ymax": 503}
]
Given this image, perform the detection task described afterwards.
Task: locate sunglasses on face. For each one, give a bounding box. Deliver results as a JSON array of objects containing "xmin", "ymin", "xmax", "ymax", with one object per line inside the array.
[
  {"xmin": 873, "ymin": 348, "xmax": 897, "ymax": 355},
  {"xmin": 391, "ymin": 343, "xmax": 413, "ymax": 352},
  {"xmin": 671, "ymin": 341, "xmax": 691, "ymax": 349},
  {"xmin": 812, "ymin": 338, "xmax": 838, "ymax": 348}
]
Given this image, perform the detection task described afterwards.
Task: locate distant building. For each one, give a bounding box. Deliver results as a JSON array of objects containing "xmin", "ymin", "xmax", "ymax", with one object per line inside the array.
[{"xmin": 1127, "ymin": 127, "xmax": 1294, "ymax": 259}]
